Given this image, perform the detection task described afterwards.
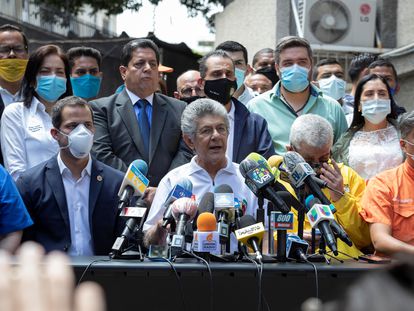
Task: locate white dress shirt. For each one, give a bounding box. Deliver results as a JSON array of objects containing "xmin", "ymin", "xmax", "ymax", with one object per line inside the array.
[
  {"xmin": 225, "ymin": 100, "xmax": 235, "ymax": 161},
  {"xmin": 1, "ymin": 97, "xmax": 59, "ymax": 180},
  {"xmin": 0, "ymin": 87, "xmax": 21, "ymax": 106},
  {"xmin": 144, "ymin": 156, "xmax": 259, "ymax": 231},
  {"xmin": 57, "ymin": 153, "xmax": 93, "ymax": 256}
]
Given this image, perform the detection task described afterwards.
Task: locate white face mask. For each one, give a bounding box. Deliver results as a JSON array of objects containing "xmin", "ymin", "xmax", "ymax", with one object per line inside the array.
[
  {"xmin": 361, "ymin": 98, "xmax": 391, "ymax": 124},
  {"xmin": 59, "ymin": 124, "xmax": 94, "ymax": 159},
  {"xmin": 318, "ymin": 75, "xmax": 346, "ymax": 100},
  {"xmin": 402, "ymin": 140, "xmax": 414, "ymax": 160}
]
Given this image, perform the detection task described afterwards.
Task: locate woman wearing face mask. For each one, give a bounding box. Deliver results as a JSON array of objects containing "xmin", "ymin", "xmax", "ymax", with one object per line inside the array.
[
  {"xmin": 1, "ymin": 45, "xmax": 72, "ymax": 180},
  {"xmin": 332, "ymin": 74, "xmax": 403, "ymax": 180}
]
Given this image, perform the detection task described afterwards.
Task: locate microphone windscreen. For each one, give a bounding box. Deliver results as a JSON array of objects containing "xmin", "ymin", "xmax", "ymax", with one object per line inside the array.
[
  {"xmin": 214, "ymin": 184, "xmax": 233, "ymax": 194},
  {"xmin": 177, "ymin": 177, "xmax": 193, "ymax": 193},
  {"xmin": 197, "ymin": 212, "xmax": 217, "ymax": 232},
  {"xmin": 198, "ymin": 192, "xmax": 214, "ymax": 213},
  {"xmin": 238, "ymin": 214, "xmax": 256, "ymax": 229},
  {"xmin": 131, "ymin": 159, "xmax": 148, "ymax": 176},
  {"xmin": 171, "ymin": 197, "xmax": 198, "ymax": 220},
  {"xmin": 283, "ymin": 151, "xmax": 306, "ymax": 172},
  {"xmin": 268, "ymin": 155, "xmax": 284, "ymax": 169},
  {"xmin": 239, "ymin": 158, "xmax": 258, "ymax": 178}
]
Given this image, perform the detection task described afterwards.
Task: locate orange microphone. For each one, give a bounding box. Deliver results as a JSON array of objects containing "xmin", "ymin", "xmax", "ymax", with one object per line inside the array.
[{"xmin": 192, "ymin": 212, "xmax": 220, "ymax": 254}]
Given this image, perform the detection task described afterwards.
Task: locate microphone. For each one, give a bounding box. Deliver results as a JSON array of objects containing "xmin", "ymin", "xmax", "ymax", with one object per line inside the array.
[
  {"xmin": 272, "ymin": 210, "xmax": 294, "ymax": 261},
  {"xmin": 239, "ymin": 158, "xmax": 290, "ymax": 214},
  {"xmin": 235, "ymin": 215, "xmax": 265, "ymax": 262},
  {"xmin": 282, "ymin": 151, "xmax": 332, "ymax": 208},
  {"xmin": 305, "ymin": 195, "xmax": 353, "ymax": 247},
  {"xmin": 214, "ymin": 184, "xmax": 235, "ymax": 252},
  {"xmin": 234, "ymin": 197, "xmax": 244, "ymax": 229},
  {"xmin": 161, "ymin": 178, "xmax": 193, "ymax": 228},
  {"xmin": 170, "ymin": 197, "xmax": 198, "ymax": 255},
  {"xmin": 117, "ymin": 159, "xmax": 149, "ymax": 211},
  {"xmin": 304, "ymin": 195, "xmax": 338, "ymax": 255},
  {"xmin": 286, "ymin": 233, "xmax": 309, "ymax": 262},
  {"xmin": 192, "ymin": 212, "xmax": 220, "ymax": 255},
  {"xmin": 192, "ymin": 192, "xmax": 215, "ymax": 230},
  {"xmin": 111, "ymin": 198, "xmax": 149, "ymax": 257}
]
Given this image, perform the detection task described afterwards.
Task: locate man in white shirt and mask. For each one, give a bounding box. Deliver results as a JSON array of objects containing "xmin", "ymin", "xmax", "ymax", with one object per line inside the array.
[{"xmin": 16, "ymin": 96, "xmax": 125, "ymax": 255}]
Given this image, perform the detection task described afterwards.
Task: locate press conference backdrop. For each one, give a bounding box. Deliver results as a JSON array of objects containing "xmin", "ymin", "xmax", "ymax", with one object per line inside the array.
[{"xmin": 72, "ymin": 257, "xmax": 384, "ymax": 311}]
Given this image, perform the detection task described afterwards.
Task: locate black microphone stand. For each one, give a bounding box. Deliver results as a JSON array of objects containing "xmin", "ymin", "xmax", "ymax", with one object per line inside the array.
[{"xmin": 256, "ymin": 195, "xmax": 265, "ymax": 253}]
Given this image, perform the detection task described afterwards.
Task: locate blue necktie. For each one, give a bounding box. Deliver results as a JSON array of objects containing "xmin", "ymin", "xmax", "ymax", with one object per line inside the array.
[{"xmin": 136, "ymin": 99, "xmax": 150, "ymax": 156}]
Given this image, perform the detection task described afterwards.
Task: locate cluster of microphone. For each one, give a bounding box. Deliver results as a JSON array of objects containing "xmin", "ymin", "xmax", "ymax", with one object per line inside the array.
[{"xmin": 110, "ymin": 149, "xmax": 355, "ymax": 263}]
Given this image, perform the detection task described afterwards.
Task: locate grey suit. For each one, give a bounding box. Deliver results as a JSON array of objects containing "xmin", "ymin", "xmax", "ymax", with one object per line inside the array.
[{"xmin": 91, "ymin": 89, "xmax": 187, "ymax": 186}]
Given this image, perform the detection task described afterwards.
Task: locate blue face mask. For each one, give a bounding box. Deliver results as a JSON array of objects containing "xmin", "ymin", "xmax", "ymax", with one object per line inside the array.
[
  {"xmin": 389, "ymin": 87, "xmax": 396, "ymax": 96},
  {"xmin": 35, "ymin": 75, "xmax": 67, "ymax": 102},
  {"xmin": 70, "ymin": 74, "xmax": 102, "ymax": 99},
  {"xmin": 280, "ymin": 64, "xmax": 309, "ymax": 93},
  {"xmin": 235, "ymin": 68, "xmax": 245, "ymax": 89}
]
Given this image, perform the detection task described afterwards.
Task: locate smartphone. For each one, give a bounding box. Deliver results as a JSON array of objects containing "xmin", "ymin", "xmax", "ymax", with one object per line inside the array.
[{"xmin": 358, "ymin": 254, "xmax": 391, "ymax": 264}]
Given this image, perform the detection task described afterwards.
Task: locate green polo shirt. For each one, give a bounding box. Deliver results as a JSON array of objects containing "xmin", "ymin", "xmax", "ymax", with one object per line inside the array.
[{"xmin": 247, "ymin": 82, "xmax": 348, "ymax": 155}]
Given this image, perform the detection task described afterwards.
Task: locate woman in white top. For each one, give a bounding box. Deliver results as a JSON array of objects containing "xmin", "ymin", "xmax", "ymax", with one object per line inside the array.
[
  {"xmin": 1, "ymin": 45, "xmax": 72, "ymax": 180},
  {"xmin": 332, "ymin": 74, "xmax": 403, "ymax": 180}
]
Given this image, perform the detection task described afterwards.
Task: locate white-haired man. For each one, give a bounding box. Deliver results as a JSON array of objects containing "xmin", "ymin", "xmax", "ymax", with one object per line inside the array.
[{"xmin": 285, "ymin": 114, "xmax": 371, "ymax": 258}]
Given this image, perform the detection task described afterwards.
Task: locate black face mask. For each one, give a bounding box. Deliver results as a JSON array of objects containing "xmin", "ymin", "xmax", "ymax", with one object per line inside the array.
[
  {"xmin": 204, "ymin": 78, "xmax": 237, "ymax": 105},
  {"xmin": 256, "ymin": 66, "xmax": 279, "ymax": 86},
  {"xmin": 181, "ymin": 95, "xmax": 204, "ymax": 105}
]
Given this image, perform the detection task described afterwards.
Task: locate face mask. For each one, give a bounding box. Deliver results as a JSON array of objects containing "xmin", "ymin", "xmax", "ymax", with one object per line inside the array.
[
  {"xmin": 280, "ymin": 64, "xmax": 310, "ymax": 93},
  {"xmin": 318, "ymin": 75, "xmax": 346, "ymax": 100},
  {"xmin": 70, "ymin": 74, "xmax": 102, "ymax": 99},
  {"xmin": 361, "ymin": 98, "xmax": 391, "ymax": 125},
  {"xmin": 181, "ymin": 95, "xmax": 204, "ymax": 105},
  {"xmin": 204, "ymin": 78, "xmax": 237, "ymax": 105},
  {"xmin": 255, "ymin": 66, "xmax": 279, "ymax": 86},
  {"xmin": 0, "ymin": 59, "xmax": 28, "ymax": 82},
  {"xmin": 402, "ymin": 140, "xmax": 414, "ymax": 160},
  {"xmin": 235, "ymin": 68, "xmax": 245, "ymax": 89},
  {"xmin": 389, "ymin": 87, "xmax": 396, "ymax": 96},
  {"xmin": 59, "ymin": 124, "xmax": 94, "ymax": 159},
  {"xmin": 35, "ymin": 75, "xmax": 67, "ymax": 102}
]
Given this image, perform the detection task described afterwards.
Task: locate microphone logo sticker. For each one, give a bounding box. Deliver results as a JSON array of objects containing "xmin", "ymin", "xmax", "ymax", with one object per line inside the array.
[
  {"xmin": 318, "ymin": 205, "xmax": 332, "ymax": 217},
  {"xmin": 248, "ymin": 166, "xmax": 272, "ymax": 185},
  {"xmin": 308, "ymin": 208, "xmax": 318, "ymax": 223},
  {"xmin": 206, "ymin": 233, "xmax": 213, "ymax": 242}
]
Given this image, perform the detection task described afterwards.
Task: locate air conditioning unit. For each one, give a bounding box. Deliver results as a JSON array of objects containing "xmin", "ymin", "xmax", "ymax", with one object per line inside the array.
[{"xmin": 298, "ymin": 0, "xmax": 377, "ymax": 48}]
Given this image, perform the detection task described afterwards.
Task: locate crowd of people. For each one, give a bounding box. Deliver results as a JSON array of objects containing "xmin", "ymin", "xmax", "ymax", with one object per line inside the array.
[{"xmin": 0, "ymin": 22, "xmax": 413, "ymax": 261}]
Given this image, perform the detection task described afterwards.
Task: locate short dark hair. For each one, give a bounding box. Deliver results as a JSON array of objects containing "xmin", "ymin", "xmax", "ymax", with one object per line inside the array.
[
  {"xmin": 348, "ymin": 53, "xmax": 377, "ymax": 83},
  {"xmin": 216, "ymin": 40, "xmax": 248, "ymax": 65},
  {"xmin": 313, "ymin": 58, "xmax": 341, "ymax": 80},
  {"xmin": 120, "ymin": 39, "xmax": 160, "ymax": 66},
  {"xmin": 350, "ymin": 74, "xmax": 397, "ymax": 129},
  {"xmin": 275, "ymin": 36, "xmax": 312, "ymax": 65},
  {"xmin": 52, "ymin": 96, "xmax": 94, "ymax": 129},
  {"xmin": 66, "ymin": 46, "xmax": 102, "ymax": 70},
  {"xmin": 252, "ymin": 48, "xmax": 274, "ymax": 67},
  {"xmin": 198, "ymin": 50, "xmax": 234, "ymax": 79},
  {"xmin": 20, "ymin": 44, "xmax": 72, "ymax": 108},
  {"xmin": 0, "ymin": 24, "xmax": 28, "ymax": 51},
  {"xmin": 368, "ymin": 58, "xmax": 398, "ymax": 83}
]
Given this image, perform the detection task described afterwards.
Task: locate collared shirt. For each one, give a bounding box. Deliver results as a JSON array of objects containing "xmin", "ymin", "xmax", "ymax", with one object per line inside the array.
[
  {"xmin": 144, "ymin": 156, "xmax": 258, "ymax": 231},
  {"xmin": 225, "ymin": 100, "xmax": 236, "ymax": 161},
  {"xmin": 57, "ymin": 153, "xmax": 93, "ymax": 256},
  {"xmin": 247, "ymin": 82, "xmax": 348, "ymax": 154},
  {"xmin": 237, "ymin": 85, "xmax": 254, "ymax": 105},
  {"xmin": 360, "ymin": 161, "xmax": 414, "ymax": 250},
  {"xmin": 125, "ymin": 87, "xmax": 154, "ymax": 127},
  {"xmin": 1, "ymin": 97, "xmax": 59, "ymax": 180},
  {"xmin": 0, "ymin": 86, "xmax": 21, "ymax": 106}
]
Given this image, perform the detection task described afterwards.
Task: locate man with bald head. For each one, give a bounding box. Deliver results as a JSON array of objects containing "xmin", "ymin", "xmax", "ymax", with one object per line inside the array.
[{"xmin": 174, "ymin": 70, "xmax": 205, "ymax": 104}]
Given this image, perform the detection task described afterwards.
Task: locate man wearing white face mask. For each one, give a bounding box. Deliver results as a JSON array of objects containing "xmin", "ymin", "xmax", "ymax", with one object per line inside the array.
[
  {"xmin": 16, "ymin": 96, "xmax": 125, "ymax": 255},
  {"xmin": 247, "ymin": 36, "xmax": 348, "ymax": 155}
]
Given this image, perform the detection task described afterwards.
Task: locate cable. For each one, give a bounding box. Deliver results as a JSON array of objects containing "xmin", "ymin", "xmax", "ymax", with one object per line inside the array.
[
  {"xmin": 244, "ymin": 255, "xmax": 270, "ymax": 311},
  {"xmin": 77, "ymin": 258, "xmax": 111, "ymax": 286},
  {"xmin": 304, "ymin": 259, "xmax": 319, "ymax": 300},
  {"xmin": 183, "ymin": 250, "xmax": 214, "ymax": 311},
  {"xmin": 159, "ymin": 256, "xmax": 187, "ymax": 311}
]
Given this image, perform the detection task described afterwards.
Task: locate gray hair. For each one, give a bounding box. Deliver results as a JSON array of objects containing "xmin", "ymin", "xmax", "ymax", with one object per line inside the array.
[
  {"xmin": 399, "ymin": 111, "xmax": 414, "ymax": 139},
  {"xmin": 199, "ymin": 50, "xmax": 234, "ymax": 79},
  {"xmin": 181, "ymin": 98, "xmax": 229, "ymax": 138},
  {"xmin": 290, "ymin": 114, "xmax": 333, "ymax": 149}
]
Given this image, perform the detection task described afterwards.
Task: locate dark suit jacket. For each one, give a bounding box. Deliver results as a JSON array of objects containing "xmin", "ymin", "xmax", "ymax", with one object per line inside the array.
[
  {"xmin": 90, "ymin": 89, "xmax": 187, "ymax": 186},
  {"xmin": 232, "ymin": 98, "xmax": 275, "ymax": 163},
  {"xmin": 16, "ymin": 156, "xmax": 124, "ymax": 255}
]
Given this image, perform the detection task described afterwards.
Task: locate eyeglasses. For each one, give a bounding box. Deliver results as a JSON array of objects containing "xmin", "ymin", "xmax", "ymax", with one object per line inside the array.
[
  {"xmin": 180, "ymin": 86, "xmax": 203, "ymax": 97},
  {"xmin": 197, "ymin": 125, "xmax": 228, "ymax": 137},
  {"xmin": 0, "ymin": 45, "xmax": 27, "ymax": 56}
]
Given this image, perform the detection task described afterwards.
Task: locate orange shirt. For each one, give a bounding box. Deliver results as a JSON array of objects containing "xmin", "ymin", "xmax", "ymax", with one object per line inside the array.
[{"xmin": 360, "ymin": 161, "xmax": 414, "ymax": 246}]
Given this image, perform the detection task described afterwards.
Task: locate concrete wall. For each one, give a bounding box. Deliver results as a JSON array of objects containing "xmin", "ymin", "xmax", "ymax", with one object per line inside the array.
[
  {"xmin": 214, "ymin": 0, "xmax": 277, "ymax": 63},
  {"xmin": 397, "ymin": 0, "xmax": 414, "ymax": 47}
]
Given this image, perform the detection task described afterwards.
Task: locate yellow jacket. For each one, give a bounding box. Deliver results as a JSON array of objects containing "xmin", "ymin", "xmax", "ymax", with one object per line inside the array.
[{"xmin": 277, "ymin": 163, "xmax": 371, "ymax": 259}]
